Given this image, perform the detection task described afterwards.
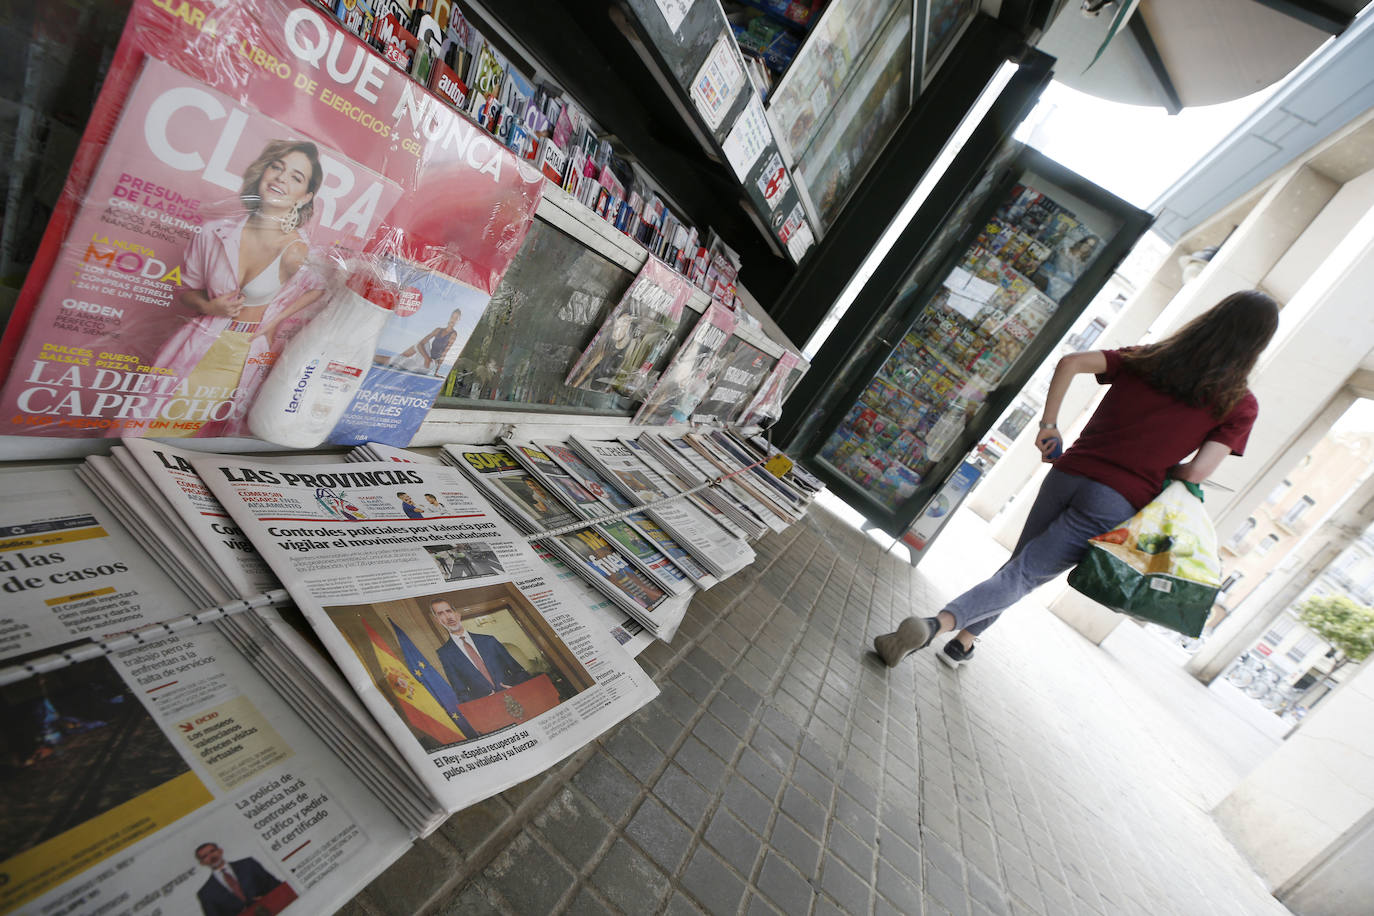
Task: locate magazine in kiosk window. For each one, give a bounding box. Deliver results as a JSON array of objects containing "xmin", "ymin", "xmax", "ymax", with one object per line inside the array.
[{"xmin": 0, "ymin": 0, "xmax": 543, "ymax": 446}]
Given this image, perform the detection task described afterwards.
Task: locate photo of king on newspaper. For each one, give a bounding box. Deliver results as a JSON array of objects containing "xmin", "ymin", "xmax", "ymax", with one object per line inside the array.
[{"xmin": 324, "ymin": 583, "xmax": 593, "ymax": 748}]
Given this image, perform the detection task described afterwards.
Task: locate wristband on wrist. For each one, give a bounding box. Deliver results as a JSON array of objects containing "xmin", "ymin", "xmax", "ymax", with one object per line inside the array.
[{"xmin": 1039, "ymin": 421, "xmax": 1058, "ymax": 430}]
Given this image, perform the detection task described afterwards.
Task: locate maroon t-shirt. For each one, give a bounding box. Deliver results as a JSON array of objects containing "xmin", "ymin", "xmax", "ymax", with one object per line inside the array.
[{"xmin": 1052, "ymin": 349, "xmax": 1258, "ymax": 509}]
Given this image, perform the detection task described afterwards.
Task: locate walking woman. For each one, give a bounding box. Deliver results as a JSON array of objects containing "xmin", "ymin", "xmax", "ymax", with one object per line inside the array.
[{"xmin": 874, "ymin": 289, "xmax": 1280, "ymax": 669}]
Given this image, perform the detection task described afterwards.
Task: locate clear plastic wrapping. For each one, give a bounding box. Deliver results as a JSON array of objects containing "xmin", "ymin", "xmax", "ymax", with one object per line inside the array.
[
  {"xmin": 0, "ymin": 0, "xmax": 543, "ymax": 443},
  {"xmin": 633, "ymin": 302, "xmax": 737, "ymax": 426},
  {"xmin": 737, "ymin": 349, "xmax": 807, "ymax": 428},
  {"xmin": 690, "ymin": 336, "xmax": 773, "ymax": 426},
  {"xmin": 564, "ymin": 256, "xmax": 693, "ymax": 400}
]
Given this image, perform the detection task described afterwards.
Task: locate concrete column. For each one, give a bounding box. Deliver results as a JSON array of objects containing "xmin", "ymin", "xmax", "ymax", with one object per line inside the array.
[
  {"xmin": 1276, "ymin": 811, "xmax": 1374, "ymax": 914},
  {"xmin": 1213, "ymin": 654, "xmax": 1374, "ymax": 895},
  {"xmin": 1187, "ymin": 450, "xmax": 1374, "ymax": 682},
  {"xmin": 1210, "ymin": 226, "xmax": 1374, "ymax": 534},
  {"xmin": 1047, "ymin": 171, "xmax": 1374, "ymax": 645},
  {"xmin": 1143, "ymin": 164, "xmax": 1339, "ymax": 349}
]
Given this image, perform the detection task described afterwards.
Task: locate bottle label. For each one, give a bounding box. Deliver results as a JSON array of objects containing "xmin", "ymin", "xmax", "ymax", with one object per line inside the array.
[
  {"xmin": 325, "ymin": 361, "xmax": 364, "ymax": 380},
  {"xmin": 284, "ymin": 360, "xmax": 320, "ymax": 415}
]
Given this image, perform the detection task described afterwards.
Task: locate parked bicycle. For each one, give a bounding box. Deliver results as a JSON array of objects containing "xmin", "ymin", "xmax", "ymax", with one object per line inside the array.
[
  {"xmin": 1225, "ymin": 651, "xmax": 1263, "ymax": 688},
  {"xmin": 1245, "ymin": 666, "xmax": 1282, "ymax": 699}
]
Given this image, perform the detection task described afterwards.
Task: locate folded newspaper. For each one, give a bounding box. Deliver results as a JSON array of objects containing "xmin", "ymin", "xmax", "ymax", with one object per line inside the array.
[
  {"xmin": 0, "ymin": 469, "xmax": 412, "ymax": 916},
  {"xmin": 442, "ymin": 443, "xmax": 692, "ymax": 640},
  {"xmin": 569, "ymin": 436, "xmax": 755, "ymax": 577},
  {"xmin": 190, "ymin": 456, "xmax": 660, "ymax": 821},
  {"xmin": 639, "ymin": 433, "xmax": 782, "ymax": 537},
  {"xmin": 507, "ymin": 441, "xmax": 696, "ymax": 600},
  {"xmin": 72, "ymin": 442, "xmax": 454, "ymax": 837}
]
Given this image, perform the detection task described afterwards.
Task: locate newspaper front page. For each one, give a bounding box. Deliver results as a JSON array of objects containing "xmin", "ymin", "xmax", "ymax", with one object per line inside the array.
[
  {"xmin": 122, "ymin": 438, "xmax": 281, "ymax": 599},
  {"xmin": 0, "ymin": 471, "xmax": 194, "ymax": 663},
  {"xmin": 191, "ymin": 457, "xmax": 658, "ymax": 814},
  {"xmin": 569, "ymin": 436, "xmax": 753, "ymax": 576},
  {"xmin": 0, "ymin": 471, "xmax": 411, "ymax": 916}
]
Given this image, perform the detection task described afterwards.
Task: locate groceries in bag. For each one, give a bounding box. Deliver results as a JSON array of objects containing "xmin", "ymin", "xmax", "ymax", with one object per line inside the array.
[{"xmin": 1067, "ymin": 480, "xmax": 1222, "ymax": 637}]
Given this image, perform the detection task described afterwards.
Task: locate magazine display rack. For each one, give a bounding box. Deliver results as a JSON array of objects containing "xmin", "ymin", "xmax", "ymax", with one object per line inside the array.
[
  {"xmin": 618, "ymin": 0, "xmax": 818, "ymax": 263},
  {"xmin": 443, "ymin": 182, "xmax": 798, "ymax": 421},
  {"xmin": 0, "ymin": 422, "xmax": 820, "ymax": 915}
]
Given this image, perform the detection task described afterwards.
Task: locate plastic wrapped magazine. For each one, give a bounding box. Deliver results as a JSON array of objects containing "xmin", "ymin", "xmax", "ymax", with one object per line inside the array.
[
  {"xmin": 738, "ymin": 351, "xmax": 808, "ymax": 428},
  {"xmin": 690, "ymin": 335, "xmax": 774, "ymax": 426},
  {"xmin": 0, "ymin": 0, "xmax": 543, "ymax": 446},
  {"xmin": 634, "ymin": 303, "xmax": 737, "ymax": 425},
  {"xmin": 564, "ymin": 256, "xmax": 694, "ymax": 399}
]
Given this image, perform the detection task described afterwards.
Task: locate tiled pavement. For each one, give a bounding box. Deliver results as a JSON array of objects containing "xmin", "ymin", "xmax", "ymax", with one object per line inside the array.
[{"xmin": 342, "ymin": 504, "xmax": 1292, "ymax": 916}]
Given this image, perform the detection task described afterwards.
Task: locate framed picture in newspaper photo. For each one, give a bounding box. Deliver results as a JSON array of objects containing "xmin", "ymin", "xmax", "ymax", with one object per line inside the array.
[
  {"xmin": 490, "ymin": 472, "xmax": 581, "ymax": 531},
  {"xmin": 324, "ymin": 583, "xmax": 594, "ymax": 748}
]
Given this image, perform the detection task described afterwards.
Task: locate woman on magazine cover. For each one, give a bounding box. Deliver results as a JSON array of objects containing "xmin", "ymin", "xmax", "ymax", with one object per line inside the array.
[
  {"xmin": 1032, "ymin": 233, "xmax": 1101, "ymax": 301},
  {"xmin": 153, "ymin": 140, "xmax": 328, "ymax": 436},
  {"xmin": 388, "ymin": 308, "xmax": 463, "ymax": 375}
]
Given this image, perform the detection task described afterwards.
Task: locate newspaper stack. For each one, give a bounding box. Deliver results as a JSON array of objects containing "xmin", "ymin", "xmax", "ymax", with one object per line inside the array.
[
  {"xmin": 743, "ymin": 433, "xmax": 826, "ymax": 495},
  {"xmin": 346, "ymin": 442, "xmax": 444, "ymax": 465},
  {"xmin": 442, "ymin": 443, "xmax": 691, "ymax": 641},
  {"xmin": 190, "ymin": 454, "xmax": 660, "ymax": 829},
  {"xmin": 568, "ymin": 436, "xmax": 755, "ymax": 577},
  {"xmin": 75, "ymin": 438, "xmax": 284, "ymax": 606},
  {"xmin": 507, "ymin": 441, "xmax": 697, "ymax": 600},
  {"xmin": 72, "ymin": 441, "xmax": 451, "ymax": 836},
  {"xmin": 0, "ymin": 468, "xmax": 414, "ymax": 915},
  {"xmin": 638, "ymin": 433, "xmax": 783, "ymax": 537},
  {"xmin": 528, "ymin": 439, "xmax": 720, "ymax": 591},
  {"xmin": 350, "ymin": 442, "xmax": 657, "ymax": 653},
  {"xmin": 689, "ymin": 431, "xmax": 809, "ymax": 524}
]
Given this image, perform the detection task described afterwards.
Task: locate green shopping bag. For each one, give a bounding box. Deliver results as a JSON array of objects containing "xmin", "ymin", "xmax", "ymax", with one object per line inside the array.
[{"xmin": 1067, "ymin": 480, "xmax": 1222, "ymax": 637}]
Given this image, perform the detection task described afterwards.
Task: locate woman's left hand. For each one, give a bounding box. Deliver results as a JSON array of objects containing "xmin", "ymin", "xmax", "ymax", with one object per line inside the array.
[
  {"xmin": 252, "ymin": 322, "xmax": 278, "ymax": 346},
  {"xmin": 1035, "ymin": 428, "xmax": 1063, "ymax": 462}
]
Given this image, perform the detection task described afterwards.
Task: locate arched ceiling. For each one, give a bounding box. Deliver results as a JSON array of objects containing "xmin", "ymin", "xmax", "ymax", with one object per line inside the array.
[{"xmin": 1035, "ymin": 0, "xmax": 1365, "ymax": 113}]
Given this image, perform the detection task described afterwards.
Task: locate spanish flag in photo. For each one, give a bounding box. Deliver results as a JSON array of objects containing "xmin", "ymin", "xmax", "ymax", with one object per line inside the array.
[
  {"xmin": 363, "ymin": 618, "xmax": 468, "ymax": 745},
  {"xmin": 390, "ymin": 617, "xmax": 477, "ymax": 737}
]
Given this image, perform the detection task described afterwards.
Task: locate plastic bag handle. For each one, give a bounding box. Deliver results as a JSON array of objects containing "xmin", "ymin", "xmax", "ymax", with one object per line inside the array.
[{"xmin": 1166, "ymin": 479, "xmax": 1205, "ymax": 502}]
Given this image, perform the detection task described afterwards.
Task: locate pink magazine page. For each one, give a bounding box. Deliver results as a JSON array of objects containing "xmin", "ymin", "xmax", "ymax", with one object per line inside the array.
[{"xmin": 0, "ymin": 0, "xmax": 545, "ymax": 441}]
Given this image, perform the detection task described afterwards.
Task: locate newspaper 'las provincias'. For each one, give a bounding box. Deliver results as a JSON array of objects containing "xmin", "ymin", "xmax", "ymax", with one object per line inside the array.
[
  {"xmin": 191, "ymin": 456, "xmax": 659, "ymax": 813},
  {"xmin": 0, "ymin": 470, "xmax": 411, "ymax": 916}
]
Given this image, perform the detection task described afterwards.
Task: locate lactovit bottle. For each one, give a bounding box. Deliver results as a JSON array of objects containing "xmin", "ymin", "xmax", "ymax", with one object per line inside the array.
[{"xmin": 247, "ymin": 272, "xmax": 395, "ymax": 447}]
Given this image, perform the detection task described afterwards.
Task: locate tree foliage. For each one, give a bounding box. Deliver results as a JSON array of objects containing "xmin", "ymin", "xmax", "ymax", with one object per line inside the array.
[{"xmin": 1295, "ymin": 594, "xmax": 1374, "ymax": 662}]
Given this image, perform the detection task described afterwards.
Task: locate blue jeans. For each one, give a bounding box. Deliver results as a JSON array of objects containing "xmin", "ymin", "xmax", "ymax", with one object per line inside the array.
[{"xmin": 945, "ymin": 469, "xmax": 1133, "ymax": 634}]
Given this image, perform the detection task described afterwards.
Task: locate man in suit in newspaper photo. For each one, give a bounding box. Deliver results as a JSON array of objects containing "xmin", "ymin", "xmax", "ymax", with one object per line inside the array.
[
  {"xmin": 194, "ymin": 841, "xmax": 286, "ymax": 916},
  {"xmin": 429, "ymin": 597, "xmax": 532, "ymax": 706}
]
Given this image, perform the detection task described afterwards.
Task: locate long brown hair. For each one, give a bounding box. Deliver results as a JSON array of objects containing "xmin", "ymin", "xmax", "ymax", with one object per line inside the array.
[{"xmin": 1120, "ymin": 289, "xmax": 1279, "ymax": 417}]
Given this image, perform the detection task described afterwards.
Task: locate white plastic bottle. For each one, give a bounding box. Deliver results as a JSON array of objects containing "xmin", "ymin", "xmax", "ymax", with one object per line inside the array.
[{"xmin": 247, "ymin": 272, "xmax": 395, "ymax": 447}]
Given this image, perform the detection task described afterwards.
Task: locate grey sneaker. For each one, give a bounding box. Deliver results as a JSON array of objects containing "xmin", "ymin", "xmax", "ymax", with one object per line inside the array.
[
  {"xmin": 873, "ymin": 616, "xmax": 938, "ymax": 667},
  {"xmin": 938, "ymin": 639, "xmax": 975, "ymax": 669}
]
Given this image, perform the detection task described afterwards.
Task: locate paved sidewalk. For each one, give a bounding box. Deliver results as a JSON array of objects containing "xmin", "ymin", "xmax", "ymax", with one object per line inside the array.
[{"xmin": 343, "ymin": 503, "xmax": 1292, "ymax": 916}]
